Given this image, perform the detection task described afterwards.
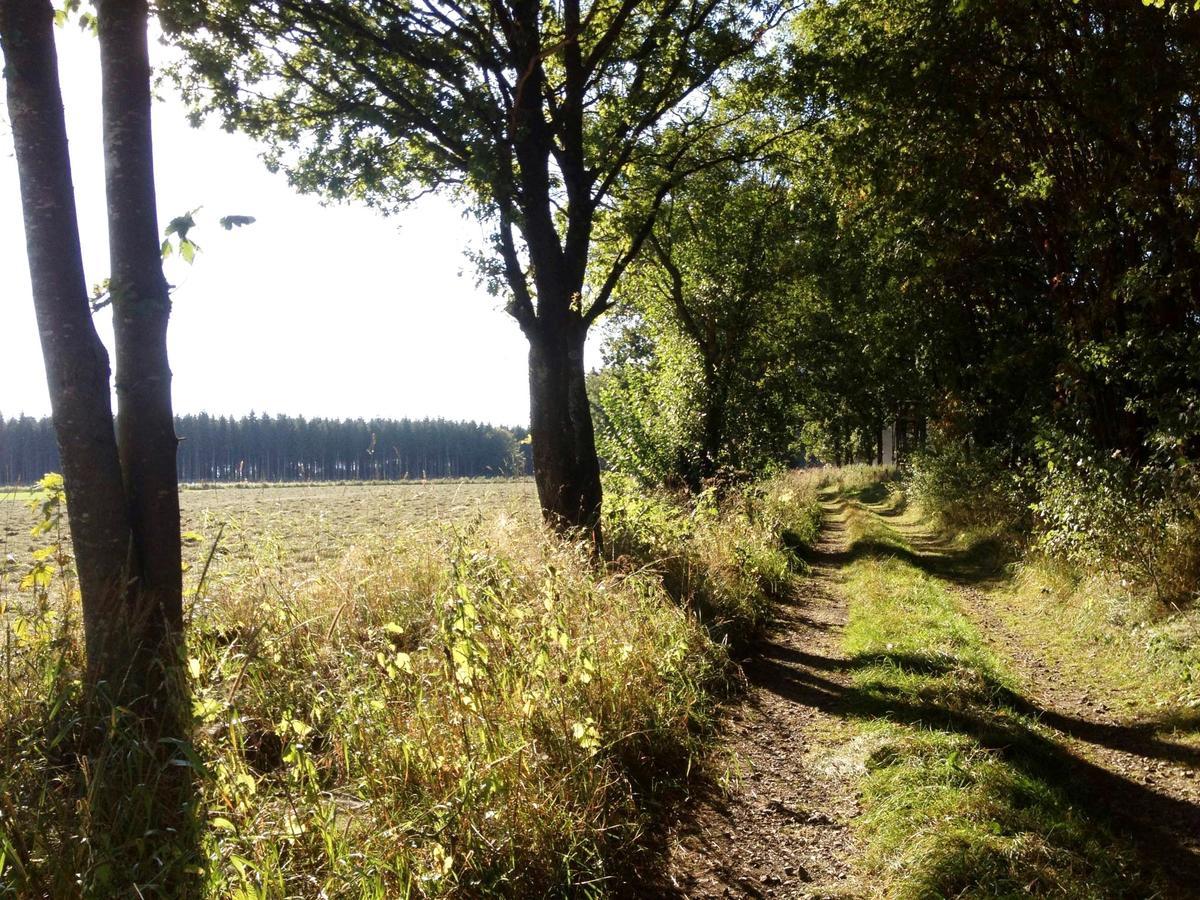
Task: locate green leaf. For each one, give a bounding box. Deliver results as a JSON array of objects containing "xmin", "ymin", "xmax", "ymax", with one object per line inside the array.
[
  {"xmin": 165, "ymin": 210, "xmax": 199, "ymax": 241},
  {"xmin": 180, "ymin": 239, "xmax": 197, "ymax": 264},
  {"xmin": 218, "ymin": 215, "xmax": 257, "ymax": 230},
  {"xmin": 54, "ymin": 0, "xmax": 80, "ymax": 28}
]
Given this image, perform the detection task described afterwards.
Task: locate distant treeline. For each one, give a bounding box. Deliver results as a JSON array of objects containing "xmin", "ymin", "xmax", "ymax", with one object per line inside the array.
[{"xmin": 0, "ymin": 413, "xmax": 529, "ymax": 484}]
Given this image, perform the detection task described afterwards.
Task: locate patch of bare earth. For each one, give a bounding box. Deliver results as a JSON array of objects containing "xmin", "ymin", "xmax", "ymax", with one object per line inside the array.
[{"xmin": 651, "ymin": 500, "xmax": 864, "ymax": 899}]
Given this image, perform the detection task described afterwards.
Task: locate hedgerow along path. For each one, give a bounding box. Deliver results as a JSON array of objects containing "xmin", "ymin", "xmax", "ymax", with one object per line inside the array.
[{"xmin": 655, "ymin": 482, "xmax": 1200, "ymax": 899}]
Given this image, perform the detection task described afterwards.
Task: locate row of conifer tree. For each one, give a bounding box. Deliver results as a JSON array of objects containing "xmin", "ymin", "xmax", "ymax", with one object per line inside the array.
[{"xmin": 0, "ymin": 413, "xmax": 528, "ymax": 485}]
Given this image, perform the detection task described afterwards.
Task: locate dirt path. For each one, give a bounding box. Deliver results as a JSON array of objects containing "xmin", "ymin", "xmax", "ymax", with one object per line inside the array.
[
  {"xmin": 653, "ymin": 491, "xmax": 1200, "ymax": 898},
  {"xmin": 656, "ymin": 498, "xmax": 864, "ymax": 900}
]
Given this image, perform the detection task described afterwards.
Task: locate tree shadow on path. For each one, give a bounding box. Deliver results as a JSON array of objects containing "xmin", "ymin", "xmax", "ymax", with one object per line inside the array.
[
  {"xmin": 748, "ymin": 634, "xmax": 1200, "ymax": 895},
  {"xmin": 761, "ymin": 495, "xmax": 1200, "ymax": 898}
]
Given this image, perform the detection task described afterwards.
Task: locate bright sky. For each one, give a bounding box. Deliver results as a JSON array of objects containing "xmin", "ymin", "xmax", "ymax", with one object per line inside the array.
[{"xmin": 1, "ymin": 25, "xmax": 597, "ymax": 428}]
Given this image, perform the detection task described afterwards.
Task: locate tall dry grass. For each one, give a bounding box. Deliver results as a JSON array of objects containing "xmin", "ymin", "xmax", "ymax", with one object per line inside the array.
[{"xmin": 0, "ymin": 472, "xmax": 823, "ymax": 896}]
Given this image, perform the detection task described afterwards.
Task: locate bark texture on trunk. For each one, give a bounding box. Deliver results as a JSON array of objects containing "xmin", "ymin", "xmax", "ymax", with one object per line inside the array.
[
  {"xmin": 98, "ymin": 0, "xmax": 183, "ymax": 674},
  {"xmin": 0, "ymin": 0, "xmax": 134, "ymax": 674},
  {"xmin": 528, "ymin": 318, "xmax": 603, "ymax": 549},
  {"xmin": 3, "ymin": 0, "xmax": 183, "ymax": 697},
  {"xmin": 702, "ymin": 364, "xmax": 735, "ymax": 484},
  {"xmin": 4, "ymin": 13, "xmax": 195, "ymax": 890}
]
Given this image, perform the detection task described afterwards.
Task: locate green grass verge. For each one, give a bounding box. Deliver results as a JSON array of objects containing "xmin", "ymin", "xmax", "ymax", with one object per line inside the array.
[
  {"xmin": 838, "ymin": 512, "xmax": 1156, "ymax": 897},
  {"xmin": 989, "ymin": 561, "xmax": 1200, "ymax": 727},
  {"xmin": 603, "ymin": 469, "xmax": 823, "ymax": 647}
]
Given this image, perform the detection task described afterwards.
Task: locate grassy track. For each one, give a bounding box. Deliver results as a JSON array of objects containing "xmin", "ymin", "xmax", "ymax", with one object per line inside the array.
[{"xmin": 831, "ymin": 486, "xmax": 1166, "ymax": 897}]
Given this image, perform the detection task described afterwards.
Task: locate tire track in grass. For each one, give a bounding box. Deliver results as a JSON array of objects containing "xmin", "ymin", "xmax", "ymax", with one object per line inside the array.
[
  {"xmin": 840, "ymin": 488, "xmax": 1200, "ymax": 898},
  {"xmin": 651, "ymin": 480, "xmax": 1199, "ymax": 898},
  {"xmin": 952, "ymin": 580, "xmax": 1200, "ymax": 889}
]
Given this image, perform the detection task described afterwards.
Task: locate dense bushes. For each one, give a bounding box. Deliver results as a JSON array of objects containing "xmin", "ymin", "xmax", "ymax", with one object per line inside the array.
[
  {"xmin": 906, "ymin": 435, "xmax": 1027, "ymax": 534},
  {"xmin": 907, "ymin": 429, "xmax": 1200, "ymax": 606},
  {"xmin": 1033, "ymin": 456, "xmax": 1200, "ymax": 606}
]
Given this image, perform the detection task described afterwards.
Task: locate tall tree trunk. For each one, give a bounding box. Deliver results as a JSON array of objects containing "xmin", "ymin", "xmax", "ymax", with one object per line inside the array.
[
  {"xmin": 528, "ymin": 316, "xmax": 603, "ymax": 550},
  {"xmin": 0, "ymin": 0, "xmax": 133, "ymax": 677},
  {"xmin": 97, "ymin": 0, "xmax": 183, "ymax": 690}
]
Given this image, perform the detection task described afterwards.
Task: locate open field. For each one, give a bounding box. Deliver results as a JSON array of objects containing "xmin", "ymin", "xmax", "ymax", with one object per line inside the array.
[{"xmin": 2, "ymin": 479, "xmax": 538, "ymax": 597}]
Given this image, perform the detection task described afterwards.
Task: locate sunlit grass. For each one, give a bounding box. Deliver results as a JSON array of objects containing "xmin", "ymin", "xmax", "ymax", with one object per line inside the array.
[
  {"xmin": 836, "ymin": 498, "xmax": 1157, "ymax": 897},
  {"xmin": 988, "ymin": 559, "xmax": 1200, "ymax": 729},
  {"xmin": 603, "ymin": 470, "xmax": 823, "ymax": 645},
  {"xmin": 180, "ymin": 519, "xmax": 728, "ymax": 895},
  {"xmin": 0, "ymin": 473, "xmax": 821, "ymax": 895}
]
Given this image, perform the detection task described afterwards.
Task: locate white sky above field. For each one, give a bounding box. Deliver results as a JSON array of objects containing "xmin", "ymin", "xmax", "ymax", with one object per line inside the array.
[{"xmin": 1, "ymin": 25, "xmax": 598, "ymax": 427}]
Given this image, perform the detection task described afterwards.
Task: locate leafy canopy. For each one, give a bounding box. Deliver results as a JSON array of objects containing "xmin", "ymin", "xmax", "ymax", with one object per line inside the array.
[{"xmin": 162, "ymin": 0, "xmax": 785, "ymax": 329}]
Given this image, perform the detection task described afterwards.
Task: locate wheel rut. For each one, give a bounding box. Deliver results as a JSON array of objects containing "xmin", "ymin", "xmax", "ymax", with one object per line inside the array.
[
  {"xmin": 865, "ymin": 494, "xmax": 1200, "ymax": 893},
  {"xmin": 654, "ymin": 498, "xmax": 864, "ymax": 900},
  {"xmin": 954, "ymin": 583, "xmax": 1200, "ymax": 891},
  {"xmin": 648, "ymin": 488, "xmax": 1200, "ymax": 898}
]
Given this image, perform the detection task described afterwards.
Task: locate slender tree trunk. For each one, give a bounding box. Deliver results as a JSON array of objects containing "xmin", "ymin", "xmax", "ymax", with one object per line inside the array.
[
  {"xmin": 0, "ymin": 0, "xmax": 134, "ymax": 676},
  {"xmin": 97, "ymin": 0, "xmax": 183, "ymax": 688},
  {"xmin": 528, "ymin": 316, "xmax": 603, "ymax": 550},
  {"xmin": 698, "ymin": 366, "xmax": 725, "ymax": 486}
]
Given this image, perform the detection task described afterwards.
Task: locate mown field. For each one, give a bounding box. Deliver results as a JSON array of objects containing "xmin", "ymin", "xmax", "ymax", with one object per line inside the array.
[{"xmin": 1, "ymin": 480, "xmax": 538, "ymax": 598}]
